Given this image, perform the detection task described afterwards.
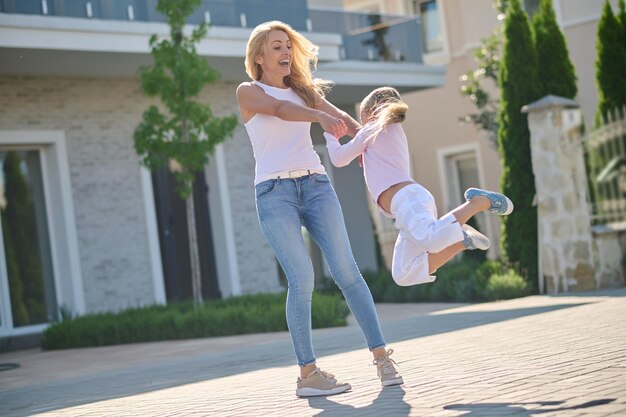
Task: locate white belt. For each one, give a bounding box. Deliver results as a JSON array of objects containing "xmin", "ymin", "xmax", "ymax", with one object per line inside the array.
[{"xmin": 273, "ymin": 169, "xmax": 323, "ymax": 179}]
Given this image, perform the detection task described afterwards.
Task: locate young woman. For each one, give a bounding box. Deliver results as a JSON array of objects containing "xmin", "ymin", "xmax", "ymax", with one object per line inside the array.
[
  {"xmin": 324, "ymin": 87, "xmax": 514, "ymax": 286},
  {"xmin": 236, "ymin": 22, "xmax": 403, "ymax": 397}
]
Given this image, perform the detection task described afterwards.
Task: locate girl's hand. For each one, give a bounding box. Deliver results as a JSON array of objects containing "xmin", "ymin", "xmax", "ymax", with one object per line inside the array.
[{"xmin": 319, "ymin": 113, "xmax": 347, "ymax": 138}]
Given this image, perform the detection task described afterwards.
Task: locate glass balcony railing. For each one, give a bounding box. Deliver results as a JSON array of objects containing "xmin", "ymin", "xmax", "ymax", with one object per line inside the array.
[
  {"xmin": 309, "ymin": 8, "xmax": 423, "ymax": 63},
  {"xmin": 0, "ymin": 0, "xmax": 423, "ymax": 63}
]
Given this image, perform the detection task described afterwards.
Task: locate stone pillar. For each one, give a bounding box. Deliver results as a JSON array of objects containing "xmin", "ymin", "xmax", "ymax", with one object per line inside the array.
[{"xmin": 523, "ymin": 95, "xmax": 595, "ymax": 293}]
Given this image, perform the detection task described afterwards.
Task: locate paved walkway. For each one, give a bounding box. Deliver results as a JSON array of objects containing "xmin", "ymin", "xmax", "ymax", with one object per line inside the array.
[{"xmin": 1, "ymin": 289, "xmax": 625, "ymax": 417}]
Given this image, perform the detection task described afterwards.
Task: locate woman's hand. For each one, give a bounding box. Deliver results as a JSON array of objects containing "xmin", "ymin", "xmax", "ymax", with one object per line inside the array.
[
  {"xmin": 315, "ymin": 95, "xmax": 360, "ymax": 138},
  {"xmin": 319, "ymin": 112, "xmax": 347, "ymax": 138}
]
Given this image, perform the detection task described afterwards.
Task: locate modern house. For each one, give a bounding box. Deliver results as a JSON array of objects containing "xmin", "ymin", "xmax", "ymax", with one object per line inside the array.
[
  {"xmin": 0, "ymin": 0, "xmax": 444, "ymax": 343},
  {"xmin": 342, "ymin": 0, "xmax": 613, "ymax": 266}
]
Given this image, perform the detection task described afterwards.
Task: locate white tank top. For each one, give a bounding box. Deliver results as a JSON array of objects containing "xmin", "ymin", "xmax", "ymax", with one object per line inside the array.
[{"xmin": 243, "ymin": 81, "xmax": 326, "ymax": 185}]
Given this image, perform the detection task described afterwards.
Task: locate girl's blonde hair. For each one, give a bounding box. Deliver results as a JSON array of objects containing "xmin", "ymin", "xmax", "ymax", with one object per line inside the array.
[
  {"xmin": 245, "ymin": 20, "xmax": 331, "ymax": 108},
  {"xmin": 359, "ymin": 87, "xmax": 408, "ymax": 143}
]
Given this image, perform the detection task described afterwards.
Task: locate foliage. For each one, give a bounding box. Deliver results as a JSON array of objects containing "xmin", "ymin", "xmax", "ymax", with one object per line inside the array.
[
  {"xmin": 532, "ymin": 0, "xmax": 577, "ymax": 99},
  {"xmin": 320, "ymin": 256, "xmax": 528, "ymax": 303},
  {"xmin": 459, "ymin": 30, "xmax": 502, "ymax": 146},
  {"xmin": 497, "ymin": 0, "xmax": 540, "ymax": 289},
  {"xmin": 133, "ymin": 0, "xmax": 237, "ymax": 198},
  {"xmin": 595, "ymin": 0, "xmax": 626, "ymax": 123},
  {"xmin": 41, "ymin": 292, "xmax": 350, "ymax": 350},
  {"xmin": 492, "ymin": 0, "xmax": 511, "ymax": 16},
  {"xmin": 484, "ymin": 269, "xmax": 530, "ymax": 299},
  {"xmin": 620, "ymin": 0, "xmax": 626, "ymax": 46},
  {"xmin": 458, "ymin": 0, "xmax": 511, "ymax": 145}
]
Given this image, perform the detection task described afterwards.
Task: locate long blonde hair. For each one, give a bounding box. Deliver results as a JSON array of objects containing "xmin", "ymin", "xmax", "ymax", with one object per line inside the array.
[
  {"xmin": 359, "ymin": 87, "xmax": 408, "ymax": 143},
  {"xmin": 244, "ymin": 21, "xmax": 331, "ymax": 108}
]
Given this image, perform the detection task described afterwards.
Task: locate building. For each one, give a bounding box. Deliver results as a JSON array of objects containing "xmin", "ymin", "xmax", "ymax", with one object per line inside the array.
[
  {"xmin": 342, "ymin": 0, "xmax": 613, "ymax": 266},
  {"xmin": 0, "ymin": 0, "xmax": 444, "ymax": 343}
]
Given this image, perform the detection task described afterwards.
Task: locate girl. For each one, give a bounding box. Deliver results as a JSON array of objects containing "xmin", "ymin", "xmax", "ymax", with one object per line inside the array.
[{"xmin": 325, "ymin": 87, "xmax": 513, "ymax": 286}]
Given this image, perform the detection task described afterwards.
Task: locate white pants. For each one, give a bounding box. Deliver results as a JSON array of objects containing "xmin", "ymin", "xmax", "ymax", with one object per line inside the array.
[{"xmin": 390, "ymin": 184, "xmax": 464, "ymax": 286}]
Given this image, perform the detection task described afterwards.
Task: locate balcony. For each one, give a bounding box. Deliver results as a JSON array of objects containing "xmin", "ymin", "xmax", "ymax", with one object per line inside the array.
[
  {"xmin": 0, "ymin": 0, "xmax": 444, "ymax": 104},
  {"xmin": 0, "ymin": 0, "xmax": 423, "ymax": 63}
]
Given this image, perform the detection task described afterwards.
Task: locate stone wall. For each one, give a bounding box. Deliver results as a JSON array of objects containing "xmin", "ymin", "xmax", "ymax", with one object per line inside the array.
[{"xmin": 525, "ymin": 96, "xmax": 624, "ymax": 293}]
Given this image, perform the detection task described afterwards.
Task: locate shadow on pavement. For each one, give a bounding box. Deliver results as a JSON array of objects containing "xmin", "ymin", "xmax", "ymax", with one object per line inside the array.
[
  {"xmin": 317, "ymin": 303, "xmax": 592, "ymax": 356},
  {"xmin": 444, "ymin": 398, "xmax": 616, "ymax": 416},
  {"xmin": 308, "ymin": 385, "xmax": 409, "ymax": 417},
  {"xmin": 0, "ymin": 302, "xmax": 592, "ymax": 416}
]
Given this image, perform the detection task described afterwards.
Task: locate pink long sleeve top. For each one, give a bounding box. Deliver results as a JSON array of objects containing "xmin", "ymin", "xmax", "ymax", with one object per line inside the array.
[{"xmin": 324, "ymin": 122, "xmax": 414, "ymax": 216}]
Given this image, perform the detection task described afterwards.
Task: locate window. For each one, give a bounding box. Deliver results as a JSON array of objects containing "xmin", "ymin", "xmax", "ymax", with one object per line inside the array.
[
  {"xmin": 413, "ymin": 0, "xmax": 443, "ymax": 53},
  {"xmin": 0, "ymin": 149, "xmax": 57, "ymax": 331},
  {"xmin": 0, "ymin": 130, "xmax": 83, "ymax": 338},
  {"xmin": 444, "ymin": 151, "xmax": 480, "ymax": 208},
  {"xmin": 440, "ymin": 148, "xmax": 489, "ymax": 240}
]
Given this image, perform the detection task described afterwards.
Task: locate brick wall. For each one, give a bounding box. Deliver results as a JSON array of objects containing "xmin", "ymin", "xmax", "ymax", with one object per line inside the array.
[{"xmin": 0, "ymin": 76, "xmax": 281, "ymax": 313}]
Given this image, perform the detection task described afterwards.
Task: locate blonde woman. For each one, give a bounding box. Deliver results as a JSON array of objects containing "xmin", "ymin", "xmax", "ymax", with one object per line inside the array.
[
  {"xmin": 236, "ymin": 22, "xmax": 403, "ymax": 397},
  {"xmin": 324, "ymin": 87, "xmax": 514, "ymax": 287}
]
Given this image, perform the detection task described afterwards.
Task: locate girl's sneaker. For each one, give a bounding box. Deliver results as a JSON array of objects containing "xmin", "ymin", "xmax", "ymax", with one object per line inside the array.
[
  {"xmin": 464, "ymin": 188, "xmax": 514, "ymax": 215},
  {"xmin": 462, "ymin": 224, "xmax": 490, "ymax": 251}
]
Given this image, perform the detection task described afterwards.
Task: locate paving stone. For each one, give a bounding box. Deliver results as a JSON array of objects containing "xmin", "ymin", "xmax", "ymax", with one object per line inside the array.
[{"xmin": 0, "ymin": 289, "xmax": 625, "ymax": 416}]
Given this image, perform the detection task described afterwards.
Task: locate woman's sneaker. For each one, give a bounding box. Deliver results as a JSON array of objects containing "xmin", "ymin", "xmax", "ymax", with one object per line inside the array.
[
  {"xmin": 373, "ymin": 349, "xmax": 403, "ymax": 387},
  {"xmin": 464, "ymin": 188, "xmax": 514, "ymax": 215},
  {"xmin": 462, "ymin": 224, "xmax": 490, "ymax": 251},
  {"xmin": 296, "ymin": 368, "xmax": 351, "ymax": 397}
]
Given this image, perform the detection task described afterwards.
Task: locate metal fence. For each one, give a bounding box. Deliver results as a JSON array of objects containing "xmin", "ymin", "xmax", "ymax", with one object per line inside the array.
[{"xmin": 584, "ymin": 108, "xmax": 626, "ymax": 225}]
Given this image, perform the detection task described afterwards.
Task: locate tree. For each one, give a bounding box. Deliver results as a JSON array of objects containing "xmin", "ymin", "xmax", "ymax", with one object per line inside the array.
[
  {"xmin": 596, "ymin": 0, "xmax": 626, "ymax": 122},
  {"xmin": 134, "ymin": 0, "xmax": 237, "ymax": 304},
  {"xmin": 459, "ymin": 0, "xmax": 511, "ymax": 146},
  {"xmin": 533, "ymin": 0, "xmax": 577, "ymax": 99},
  {"xmin": 617, "ymin": 0, "xmax": 626, "ymax": 110},
  {"xmin": 497, "ymin": 0, "xmax": 540, "ymax": 288}
]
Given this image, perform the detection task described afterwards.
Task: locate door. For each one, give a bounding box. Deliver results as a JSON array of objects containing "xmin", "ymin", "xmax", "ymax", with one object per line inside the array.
[
  {"xmin": 0, "ymin": 149, "xmax": 57, "ymax": 335},
  {"xmin": 152, "ymin": 168, "xmax": 220, "ymax": 302}
]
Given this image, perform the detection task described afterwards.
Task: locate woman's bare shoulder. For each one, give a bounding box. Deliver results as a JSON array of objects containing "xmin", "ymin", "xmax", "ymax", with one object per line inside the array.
[{"xmin": 236, "ymin": 81, "xmax": 254, "ymax": 94}]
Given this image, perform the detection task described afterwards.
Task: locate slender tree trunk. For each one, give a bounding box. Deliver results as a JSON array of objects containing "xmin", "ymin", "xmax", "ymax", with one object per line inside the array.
[
  {"xmin": 181, "ymin": 115, "xmax": 203, "ymax": 305},
  {"xmin": 186, "ymin": 190, "xmax": 203, "ymax": 305}
]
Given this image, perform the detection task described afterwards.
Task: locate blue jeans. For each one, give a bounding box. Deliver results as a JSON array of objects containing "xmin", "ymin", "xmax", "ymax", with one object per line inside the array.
[{"xmin": 255, "ymin": 173, "xmax": 386, "ymax": 366}]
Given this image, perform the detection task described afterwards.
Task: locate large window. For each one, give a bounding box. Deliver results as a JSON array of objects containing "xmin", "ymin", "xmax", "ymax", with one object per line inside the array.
[
  {"xmin": 0, "ymin": 149, "xmax": 57, "ymax": 331},
  {"xmin": 413, "ymin": 0, "xmax": 443, "ymax": 53}
]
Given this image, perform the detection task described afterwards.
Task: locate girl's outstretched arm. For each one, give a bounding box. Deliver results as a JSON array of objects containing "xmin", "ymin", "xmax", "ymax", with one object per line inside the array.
[{"xmin": 324, "ymin": 126, "xmax": 374, "ymax": 167}]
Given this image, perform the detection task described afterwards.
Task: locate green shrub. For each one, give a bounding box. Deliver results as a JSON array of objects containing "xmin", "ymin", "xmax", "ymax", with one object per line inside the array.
[
  {"xmin": 483, "ymin": 269, "xmax": 530, "ymax": 300},
  {"xmin": 358, "ymin": 256, "xmax": 533, "ymax": 303},
  {"xmin": 319, "ymin": 255, "xmax": 532, "ymax": 305},
  {"xmin": 472, "ymin": 260, "xmax": 507, "ymax": 300},
  {"xmin": 41, "ymin": 292, "xmax": 349, "ymax": 350}
]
